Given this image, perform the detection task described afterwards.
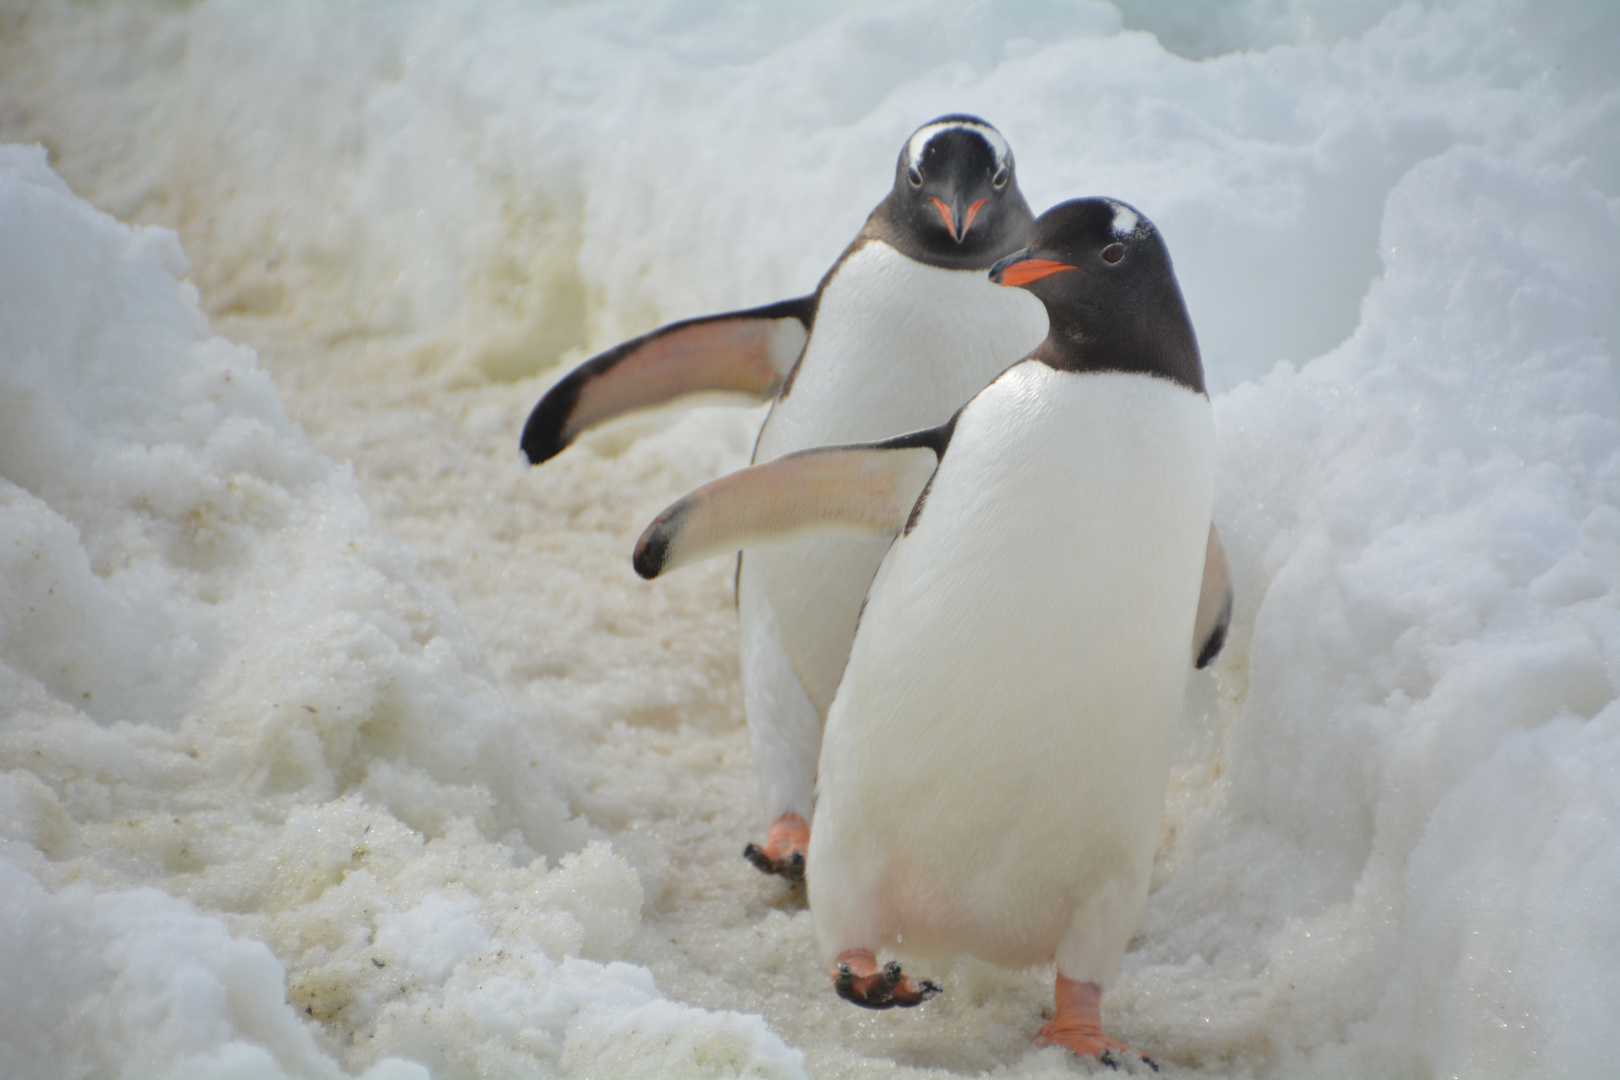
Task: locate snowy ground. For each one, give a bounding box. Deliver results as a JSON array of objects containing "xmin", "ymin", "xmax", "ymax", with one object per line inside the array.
[{"xmin": 2, "ymin": 2, "xmax": 1618, "ymax": 1078}]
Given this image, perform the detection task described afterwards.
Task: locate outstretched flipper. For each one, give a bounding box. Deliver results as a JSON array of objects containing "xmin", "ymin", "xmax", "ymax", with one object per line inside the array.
[
  {"xmin": 1193, "ymin": 523, "xmax": 1233, "ymax": 669},
  {"xmin": 521, "ymin": 295, "xmax": 816, "ymax": 465},
  {"xmin": 832, "ymin": 950, "xmax": 939, "ymax": 1009},
  {"xmin": 633, "ymin": 426, "xmax": 951, "ymax": 580}
]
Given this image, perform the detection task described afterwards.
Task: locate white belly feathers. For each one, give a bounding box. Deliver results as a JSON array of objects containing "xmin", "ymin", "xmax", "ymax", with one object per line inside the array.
[
  {"xmin": 757, "ymin": 240, "xmax": 1048, "ymax": 459},
  {"xmin": 808, "ymin": 364, "xmax": 1216, "ymax": 981},
  {"xmin": 746, "ymin": 241, "xmax": 1047, "ymax": 716}
]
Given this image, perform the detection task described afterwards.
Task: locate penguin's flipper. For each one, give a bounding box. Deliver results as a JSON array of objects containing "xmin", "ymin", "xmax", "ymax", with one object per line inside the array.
[
  {"xmin": 633, "ymin": 427, "xmax": 948, "ymax": 580},
  {"xmin": 1193, "ymin": 523, "xmax": 1234, "ymax": 669},
  {"xmin": 832, "ymin": 950, "xmax": 940, "ymax": 1010},
  {"xmin": 521, "ymin": 295, "xmax": 816, "ymax": 465}
]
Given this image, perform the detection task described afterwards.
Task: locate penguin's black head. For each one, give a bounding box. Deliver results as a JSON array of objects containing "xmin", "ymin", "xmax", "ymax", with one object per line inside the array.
[
  {"xmin": 872, "ymin": 115, "xmax": 1034, "ymax": 269},
  {"xmin": 990, "ymin": 198, "xmax": 1205, "ymax": 393}
]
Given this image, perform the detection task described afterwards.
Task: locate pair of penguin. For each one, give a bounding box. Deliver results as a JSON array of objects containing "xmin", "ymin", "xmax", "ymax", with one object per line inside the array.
[{"xmin": 522, "ymin": 117, "xmax": 1229, "ymax": 1064}]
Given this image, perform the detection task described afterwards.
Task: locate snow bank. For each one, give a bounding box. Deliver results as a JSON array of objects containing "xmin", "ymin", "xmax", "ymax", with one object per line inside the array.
[
  {"xmin": 1123, "ymin": 141, "xmax": 1620, "ymax": 1077},
  {"xmin": 10, "ymin": 1, "xmax": 1608, "ymax": 397},
  {"xmin": 2, "ymin": 1, "xmax": 1619, "ymax": 1077},
  {"xmin": 0, "ymin": 145, "xmax": 803, "ymax": 1079}
]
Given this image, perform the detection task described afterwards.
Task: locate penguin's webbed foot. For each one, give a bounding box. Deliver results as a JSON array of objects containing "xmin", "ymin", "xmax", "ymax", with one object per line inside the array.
[
  {"xmin": 1037, "ymin": 975, "xmax": 1156, "ymax": 1070},
  {"xmin": 743, "ymin": 812, "xmax": 808, "ymax": 883},
  {"xmin": 1036, "ymin": 1027, "xmax": 1156, "ymax": 1072},
  {"xmin": 831, "ymin": 949, "xmax": 939, "ymax": 1009},
  {"xmin": 743, "ymin": 843, "xmax": 805, "ymax": 881}
]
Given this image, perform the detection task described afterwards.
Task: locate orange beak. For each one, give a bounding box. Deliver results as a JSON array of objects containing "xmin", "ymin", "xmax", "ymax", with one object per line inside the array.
[
  {"xmin": 928, "ymin": 196, "xmax": 989, "ymax": 243},
  {"xmin": 962, "ymin": 198, "xmax": 987, "ymax": 235},
  {"xmin": 989, "ymin": 252, "xmax": 1076, "ymax": 286}
]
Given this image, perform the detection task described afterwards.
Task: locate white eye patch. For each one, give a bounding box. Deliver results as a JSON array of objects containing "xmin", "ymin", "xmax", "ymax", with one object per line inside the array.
[
  {"xmin": 905, "ymin": 120, "xmax": 1012, "ymax": 175},
  {"xmin": 1109, "ymin": 202, "xmax": 1139, "ymax": 237}
]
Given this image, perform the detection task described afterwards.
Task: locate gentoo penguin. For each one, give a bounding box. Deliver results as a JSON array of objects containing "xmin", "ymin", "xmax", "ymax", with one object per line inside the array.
[
  {"xmin": 633, "ymin": 197, "xmax": 1217, "ymax": 1064},
  {"xmin": 523, "ymin": 116, "xmax": 1051, "ymax": 878}
]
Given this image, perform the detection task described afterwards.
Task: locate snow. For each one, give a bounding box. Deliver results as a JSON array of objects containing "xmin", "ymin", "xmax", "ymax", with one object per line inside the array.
[{"xmin": 2, "ymin": 1, "xmax": 1618, "ymax": 1078}]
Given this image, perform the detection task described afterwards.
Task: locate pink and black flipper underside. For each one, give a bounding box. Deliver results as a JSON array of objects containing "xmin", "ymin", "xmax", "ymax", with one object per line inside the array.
[{"xmin": 521, "ymin": 294, "xmax": 816, "ymax": 465}]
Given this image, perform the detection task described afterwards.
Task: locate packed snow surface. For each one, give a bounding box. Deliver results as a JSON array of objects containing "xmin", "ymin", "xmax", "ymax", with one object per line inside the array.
[{"xmin": 1, "ymin": 2, "xmax": 1617, "ymax": 1077}]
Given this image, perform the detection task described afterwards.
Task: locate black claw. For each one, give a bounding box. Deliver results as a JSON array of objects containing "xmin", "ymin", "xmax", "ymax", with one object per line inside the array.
[
  {"xmin": 848, "ymin": 982, "xmax": 893, "ymax": 1009},
  {"xmin": 835, "ymin": 961, "xmax": 895, "ymax": 1009},
  {"xmin": 833, "ymin": 960, "xmax": 938, "ymax": 1009},
  {"xmin": 902, "ymin": 978, "xmax": 941, "ymax": 1007},
  {"xmin": 743, "ymin": 842, "xmax": 806, "ymax": 883},
  {"xmin": 1100, "ymin": 1048, "xmax": 1120, "ymax": 1070},
  {"xmin": 834, "ymin": 962, "xmax": 860, "ymax": 1003},
  {"xmin": 854, "ymin": 961, "xmax": 904, "ymax": 1006}
]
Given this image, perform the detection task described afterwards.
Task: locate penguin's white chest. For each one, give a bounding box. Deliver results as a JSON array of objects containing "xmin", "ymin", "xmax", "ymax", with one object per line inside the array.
[
  {"xmin": 744, "ymin": 241, "xmax": 1048, "ymax": 717},
  {"xmin": 808, "ymin": 364, "xmax": 1216, "ymax": 978},
  {"xmin": 755, "ymin": 241, "xmax": 1047, "ymax": 459}
]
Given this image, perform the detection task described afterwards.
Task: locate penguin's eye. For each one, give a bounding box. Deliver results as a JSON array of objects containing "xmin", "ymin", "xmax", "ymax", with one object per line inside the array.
[
  {"xmin": 1101, "ymin": 243, "xmax": 1125, "ymax": 264},
  {"xmin": 991, "ymin": 166, "xmax": 1009, "ymax": 190},
  {"xmin": 907, "ymin": 166, "xmax": 923, "ymax": 188}
]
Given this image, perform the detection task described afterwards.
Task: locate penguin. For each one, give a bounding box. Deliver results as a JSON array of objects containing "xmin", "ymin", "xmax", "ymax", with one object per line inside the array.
[
  {"xmin": 523, "ymin": 116, "xmax": 1052, "ymax": 878},
  {"xmin": 632, "ymin": 197, "xmax": 1218, "ymax": 1064}
]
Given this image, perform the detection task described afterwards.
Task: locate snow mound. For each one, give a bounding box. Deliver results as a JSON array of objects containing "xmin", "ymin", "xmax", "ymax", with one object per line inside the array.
[{"xmin": 0, "ymin": 144, "xmax": 803, "ymax": 1080}]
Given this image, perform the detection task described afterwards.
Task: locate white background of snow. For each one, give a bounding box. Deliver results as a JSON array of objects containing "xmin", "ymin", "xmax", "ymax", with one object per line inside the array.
[{"xmin": 1, "ymin": 1, "xmax": 1617, "ymax": 1078}]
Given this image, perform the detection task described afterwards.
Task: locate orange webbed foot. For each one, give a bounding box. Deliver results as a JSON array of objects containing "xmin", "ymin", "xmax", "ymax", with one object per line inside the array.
[
  {"xmin": 743, "ymin": 812, "xmax": 808, "ymax": 882},
  {"xmin": 831, "ymin": 949, "xmax": 939, "ymax": 1009},
  {"xmin": 1036, "ymin": 976, "xmax": 1156, "ymax": 1071}
]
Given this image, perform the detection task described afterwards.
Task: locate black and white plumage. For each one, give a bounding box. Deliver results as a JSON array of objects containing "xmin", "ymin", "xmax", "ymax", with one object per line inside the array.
[
  {"xmin": 524, "ymin": 117, "xmax": 1048, "ymax": 869},
  {"xmin": 636, "ymin": 198, "xmax": 1219, "ymax": 1060}
]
